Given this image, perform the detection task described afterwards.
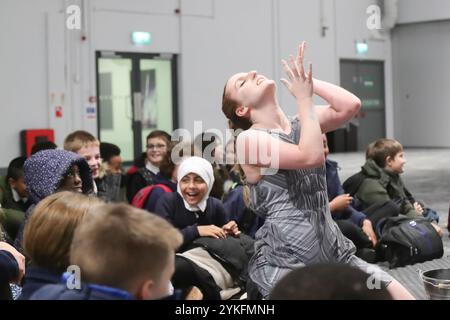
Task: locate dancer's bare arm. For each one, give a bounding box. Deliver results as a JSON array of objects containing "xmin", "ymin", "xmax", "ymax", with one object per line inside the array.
[{"xmin": 313, "ymin": 79, "xmax": 361, "ymax": 133}]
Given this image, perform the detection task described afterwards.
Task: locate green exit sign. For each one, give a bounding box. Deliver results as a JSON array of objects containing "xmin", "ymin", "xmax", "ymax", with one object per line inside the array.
[
  {"xmin": 356, "ymin": 42, "xmax": 368, "ymax": 54},
  {"xmin": 131, "ymin": 32, "xmax": 151, "ymax": 45}
]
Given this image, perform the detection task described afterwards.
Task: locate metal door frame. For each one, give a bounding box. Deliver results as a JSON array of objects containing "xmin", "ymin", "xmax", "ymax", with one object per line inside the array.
[{"xmin": 95, "ymin": 51, "xmax": 179, "ymax": 161}]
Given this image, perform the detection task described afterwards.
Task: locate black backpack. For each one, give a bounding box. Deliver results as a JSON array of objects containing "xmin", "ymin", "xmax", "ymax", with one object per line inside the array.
[
  {"xmin": 377, "ymin": 216, "xmax": 443, "ymax": 268},
  {"xmin": 342, "ymin": 171, "xmax": 366, "ymax": 197}
]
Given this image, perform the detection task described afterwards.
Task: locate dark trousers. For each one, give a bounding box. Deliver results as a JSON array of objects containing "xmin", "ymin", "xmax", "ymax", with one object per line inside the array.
[
  {"xmin": 335, "ymin": 220, "xmax": 372, "ymax": 249},
  {"xmin": 171, "ymin": 256, "xmax": 222, "ymax": 300}
]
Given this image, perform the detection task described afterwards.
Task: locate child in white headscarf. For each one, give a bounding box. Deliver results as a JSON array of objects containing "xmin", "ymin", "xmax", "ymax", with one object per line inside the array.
[
  {"xmin": 154, "ymin": 157, "xmax": 242, "ymax": 300},
  {"xmin": 154, "ymin": 156, "xmax": 239, "ymax": 246}
]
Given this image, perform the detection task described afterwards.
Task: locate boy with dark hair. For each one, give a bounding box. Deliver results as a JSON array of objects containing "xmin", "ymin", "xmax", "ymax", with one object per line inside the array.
[
  {"xmin": 100, "ymin": 142, "xmax": 122, "ymax": 174},
  {"xmin": 99, "ymin": 142, "xmax": 125, "ymax": 202},
  {"xmin": 4, "ymin": 157, "xmax": 30, "ymax": 212},
  {"xmin": 0, "ymin": 157, "xmax": 32, "ymax": 241}
]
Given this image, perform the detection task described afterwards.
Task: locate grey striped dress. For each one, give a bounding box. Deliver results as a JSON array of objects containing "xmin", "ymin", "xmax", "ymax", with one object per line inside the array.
[{"xmin": 248, "ymin": 117, "xmax": 393, "ymax": 298}]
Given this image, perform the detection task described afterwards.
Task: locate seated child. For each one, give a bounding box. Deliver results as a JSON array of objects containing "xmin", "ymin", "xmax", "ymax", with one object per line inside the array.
[
  {"xmin": 99, "ymin": 142, "xmax": 126, "ymax": 202},
  {"xmin": 30, "ymin": 203, "xmax": 182, "ymax": 300},
  {"xmin": 154, "ymin": 156, "xmax": 240, "ymax": 248},
  {"xmin": 100, "ymin": 142, "xmax": 122, "ymax": 175},
  {"xmin": 349, "ymin": 138, "xmax": 442, "ymax": 236},
  {"xmin": 14, "ymin": 149, "xmax": 93, "ymax": 251},
  {"xmin": 64, "ymin": 130, "xmax": 107, "ymax": 199},
  {"xmin": 19, "ymin": 192, "xmax": 102, "ymax": 299},
  {"xmin": 1, "ymin": 157, "xmax": 31, "ymax": 241},
  {"xmin": 154, "ymin": 156, "xmax": 245, "ymax": 300},
  {"xmin": 142, "ymin": 141, "xmax": 179, "ymax": 213},
  {"xmin": 126, "ymin": 130, "xmax": 171, "ymax": 203}
]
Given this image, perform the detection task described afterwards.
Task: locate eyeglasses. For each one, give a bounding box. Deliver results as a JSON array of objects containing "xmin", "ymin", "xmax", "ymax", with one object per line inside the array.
[{"xmin": 147, "ymin": 144, "xmax": 166, "ymax": 150}]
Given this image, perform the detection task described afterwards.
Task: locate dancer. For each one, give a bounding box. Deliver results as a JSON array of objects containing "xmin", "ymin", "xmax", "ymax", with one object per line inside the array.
[{"xmin": 221, "ymin": 42, "xmax": 414, "ymax": 299}]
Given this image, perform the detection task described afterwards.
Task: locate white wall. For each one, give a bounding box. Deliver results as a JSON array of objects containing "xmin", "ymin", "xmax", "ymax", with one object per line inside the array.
[
  {"xmin": 392, "ymin": 20, "xmax": 450, "ymax": 147},
  {"xmin": 90, "ymin": 0, "xmax": 180, "ymax": 53},
  {"xmin": 0, "ymin": 0, "xmax": 398, "ymax": 167},
  {"xmin": 179, "ymin": 0, "xmax": 275, "ymax": 136},
  {"xmin": 0, "ymin": 0, "xmax": 63, "ymax": 166},
  {"xmin": 277, "ymin": 0, "xmax": 337, "ymax": 111},
  {"xmin": 398, "ymin": 0, "xmax": 450, "ymax": 24}
]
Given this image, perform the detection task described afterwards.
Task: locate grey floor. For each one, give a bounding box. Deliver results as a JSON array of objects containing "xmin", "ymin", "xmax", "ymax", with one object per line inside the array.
[{"xmin": 330, "ymin": 148, "xmax": 450, "ymax": 299}]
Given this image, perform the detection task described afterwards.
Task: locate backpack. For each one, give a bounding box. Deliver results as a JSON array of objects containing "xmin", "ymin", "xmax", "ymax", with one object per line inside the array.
[
  {"xmin": 377, "ymin": 216, "xmax": 443, "ymax": 268},
  {"xmin": 131, "ymin": 184, "xmax": 172, "ymax": 209},
  {"xmin": 342, "ymin": 171, "xmax": 366, "ymax": 197}
]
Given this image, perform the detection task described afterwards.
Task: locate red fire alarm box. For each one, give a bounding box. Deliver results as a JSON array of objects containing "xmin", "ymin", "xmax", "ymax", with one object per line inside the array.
[{"xmin": 21, "ymin": 129, "xmax": 55, "ymax": 157}]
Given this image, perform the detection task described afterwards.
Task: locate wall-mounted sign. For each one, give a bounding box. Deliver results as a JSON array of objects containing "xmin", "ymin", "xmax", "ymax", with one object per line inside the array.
[
  {"xmin": 86, "ymin": 105, "xmax": 96, "ymax": 119},
  {"xmin": 131, "ymin": 32, "xmax": 151, "ymax": 46},
  {"xmin": 356, "ymin": 42, "xmax": 368, "ymax": 54}
]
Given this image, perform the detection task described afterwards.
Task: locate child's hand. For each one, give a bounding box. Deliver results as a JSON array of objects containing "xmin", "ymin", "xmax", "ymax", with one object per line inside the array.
[
  {"xmin": 0, "ymin": 241, "xmax": 25, "ymax": 283},
  {"xmin": 329, "ymin": 194, "xmax": 353, "ymax": 212},
  {"xmin": 431, "ymin": 222, "xmax": 443, "ymax": 237},
  {"xmin": 413, "ymin": 202, "xmax": 424, "ymax": 215},
  {"xmin": 185, "ymin": 286, "xmax": 203, "ymax": 300},
  {"xmin": 281, "ymin": 41, "xmax": 313, "ymax": 101},
  {"xmin": 362, "ymin": 219, "xmax": 378, "ymax": 248},
  {"xmin": 222, "ymin": 220, "xmax": 241, "ymax": 237},
  {"xmin": 197, "ymin": 225, "xmax": 226, "ymax": 239}
]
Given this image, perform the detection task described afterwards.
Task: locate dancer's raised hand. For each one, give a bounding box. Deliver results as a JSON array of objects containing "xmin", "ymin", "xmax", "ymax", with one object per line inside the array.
[{"xmin": 281, "ymin": 41, "xmax": 313, "ymax": 101}]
